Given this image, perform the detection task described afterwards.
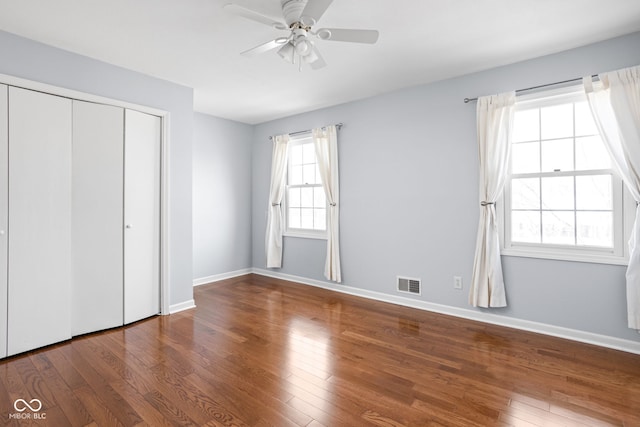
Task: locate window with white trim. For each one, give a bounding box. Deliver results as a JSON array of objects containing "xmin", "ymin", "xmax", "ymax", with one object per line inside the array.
[
  {"xmin": 500, "ymin": 86, "xmax": 634, "ymax": 265},
  {"xmin": 284, "ymin": 137, "xmax": 327, "ymax": 239}
]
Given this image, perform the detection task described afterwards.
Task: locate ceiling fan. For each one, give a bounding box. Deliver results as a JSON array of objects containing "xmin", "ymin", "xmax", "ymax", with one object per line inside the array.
[{"xmin": 224, "ymin": 0, "xmax": 379, "ymax": 70}]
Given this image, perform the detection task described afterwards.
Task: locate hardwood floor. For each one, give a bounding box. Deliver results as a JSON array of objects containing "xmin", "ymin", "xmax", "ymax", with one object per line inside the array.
[{"xmin": 1, "ymin": 273, "xmax": 639, "ymax": 426}]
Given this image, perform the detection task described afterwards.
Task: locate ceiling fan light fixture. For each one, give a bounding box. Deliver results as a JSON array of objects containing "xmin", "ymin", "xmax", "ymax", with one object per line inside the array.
[
  {"xmin": 294, "ymin": 39, "xmax": 311, "ymax": 56},
  {"xmin": 302, "ymin": 47, "xmax": 319, "ymax": 64},
  {"xmin": 277, "ymin": 42, "xmax": 295, "ymax": 63}
]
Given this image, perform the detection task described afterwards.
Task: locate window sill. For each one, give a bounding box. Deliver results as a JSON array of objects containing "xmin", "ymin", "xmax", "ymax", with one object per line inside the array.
[
  {"xmin": 501, "ymin": 247, "xmax": 628, "ymax": 266},
  {"xmin": 283, "ymin": 231, "xmax": 327, "ymax": 240}
]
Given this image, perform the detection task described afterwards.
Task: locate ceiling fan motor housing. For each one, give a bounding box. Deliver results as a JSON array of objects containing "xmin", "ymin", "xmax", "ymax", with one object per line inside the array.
[{"xmin": 281, "ymin": 0, "xmax": 307, "ymax": 26}]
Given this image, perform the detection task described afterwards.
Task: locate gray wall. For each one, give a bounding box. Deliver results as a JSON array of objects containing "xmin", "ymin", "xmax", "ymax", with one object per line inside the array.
[
  {"xmin": 251, "ymin": 31, "xmax": 640, "ymax": 342},
  {"xmin": 0, "ymin": 30, "xmax": 194, "ymax": 307},
  {"xmin": 193, "ymin": 113, "xmax": 253, "ymax": 279}
]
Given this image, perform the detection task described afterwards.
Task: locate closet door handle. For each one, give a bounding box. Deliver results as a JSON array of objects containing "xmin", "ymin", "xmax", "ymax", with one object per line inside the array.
[{"xmin": 125, "ymin": 224, "xmax": 133, "ymax": 229}]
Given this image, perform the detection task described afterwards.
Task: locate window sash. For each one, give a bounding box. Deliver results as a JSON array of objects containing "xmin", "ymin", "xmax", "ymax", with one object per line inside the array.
[{"xmin": 504, "ymin": 173, "xmax": 623, "ymax": 251}]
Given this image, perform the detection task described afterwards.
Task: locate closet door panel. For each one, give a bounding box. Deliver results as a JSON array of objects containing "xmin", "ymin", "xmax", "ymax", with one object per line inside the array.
[
  {"xmin": 72, "ymin": 101, "xmax": 124, "ymax": 336},
  {"xmin": 0, "ymin": 85, "xmax": 7, "ymax": 359},
  {"xmin": 124, "ymin": 109, "xmax": 160, "ymax": 324},
  {"xmin": 8, "ymin": 87, "xmax": 72, "ymax": 355}
]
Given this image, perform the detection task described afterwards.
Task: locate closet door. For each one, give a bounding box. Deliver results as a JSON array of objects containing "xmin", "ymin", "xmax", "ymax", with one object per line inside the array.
[
  {"xmin": 8, "ymin": 87, "xmax": 72, "ymax": 355},
  {"xmin": 0, "ymin": 85, "xmax": 7, "ymax": 359},
  {"xmin": 72, "ymin": 101, "xmax": 124, "ymax": 336},
  {"xmin": 124, "ymin": 109, "xmax": 161, "ymax": 324}
]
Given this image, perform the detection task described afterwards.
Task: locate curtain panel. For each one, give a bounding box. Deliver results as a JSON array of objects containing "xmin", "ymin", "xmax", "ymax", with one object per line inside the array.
[
  {"xmin": 313, "ymin": 125, "xmax": 342, "ymax": 282},
  {"xmin": 265, "ymin": 134, "xmax": 290, "ymax": 268},
  {"xmin": 584, "ymin": 65, "xmax": 640, "ymax": 330},
  {"xmin": 470, "ymin": 91, "xmax": 516, "ymax": 308}
]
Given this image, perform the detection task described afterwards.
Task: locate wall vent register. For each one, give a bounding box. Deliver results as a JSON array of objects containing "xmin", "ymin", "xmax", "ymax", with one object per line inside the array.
[{"xmin": 397, "ymin": 276, "xmax": 421, "ymax": 295}]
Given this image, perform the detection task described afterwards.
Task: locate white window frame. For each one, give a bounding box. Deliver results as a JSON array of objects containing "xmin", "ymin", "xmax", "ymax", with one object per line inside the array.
[
  {"xmin": 283, "ymin": 135, "xmax": 328, "ymax": 240},
  {"xmin": 499, "ymin": 85, "xmax": 634, "ymax": 266}
]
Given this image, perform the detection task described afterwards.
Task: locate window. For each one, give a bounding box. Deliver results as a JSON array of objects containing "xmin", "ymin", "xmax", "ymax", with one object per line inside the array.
[
  {"xmin": 500, "ymin": 87, "xmax": 634, "ymax": 265},
  {"xmin": 284, "ymin": 137, "xmax": 327, "ymax": 238}
]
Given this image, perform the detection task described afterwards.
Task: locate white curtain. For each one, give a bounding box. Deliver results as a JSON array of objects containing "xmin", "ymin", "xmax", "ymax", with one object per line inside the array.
[
  {"xmin": 469, "ymin": 92, "xmax": 516, "ymax": 308},
  {"xmin": 265, "ymin": 134, "xmax": 290, "ymax": 268},
  {"xmin": 313, "ymin": 125, "xmax": 342, "ymax": 282},
  {"xmin": 584, "ymin": 65, "xmax": 640, "ymax": 330}
]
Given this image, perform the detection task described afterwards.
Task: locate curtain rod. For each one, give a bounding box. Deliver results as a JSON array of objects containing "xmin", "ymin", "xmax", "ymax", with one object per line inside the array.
[
  {"xmin": 268, "ymin": 123, "xmax": 343, "ymax": 141},
  {"xmin": 463, "ymin": 75, "xmax": 599, "ymax": 103}
]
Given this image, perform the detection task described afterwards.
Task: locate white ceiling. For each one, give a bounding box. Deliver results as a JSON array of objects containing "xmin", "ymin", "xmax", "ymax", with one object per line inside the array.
[{"xmin": 0, "ymin": 0, "xmax": 639, "ymax": 124}]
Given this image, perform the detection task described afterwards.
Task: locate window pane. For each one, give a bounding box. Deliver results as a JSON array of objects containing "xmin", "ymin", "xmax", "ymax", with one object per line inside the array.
[
  {"xmin": 303, "ymin": 164, "xmax": 317, "ymax": 184},
  {"xmin": 290, "ymin": 165, "xmax": 303, "ymax": 185},
  {"xmin": 314, "ymin": 208, "xmax": 326, "ymax": 231},
  {"xmin": 576, "ymin": 175, "xmax": 612, "ymax": 210},
  {"xmin": 300, "ymin": 187, "xmax": 313, "ymax": 207},
  {"xmin": 290, "ymin": 144, "xmax": 303, "ymax": 166},
  {"xmin": 513, "ymin": 109, "xmax": 539, "ymax": 142},
  {"xmin": 575, "ymin": 136, "xmax": 610, "ymax": 170},
  {"xmin": 512, "ymin": 211, "xmax": 540, "ymax": 243},
  {"xmin": 542, "ymin": 211, "xmax": 574, "ymax": 245},
  {"xmin": 541, "ymin": 176, "xmax": 574, "ymax": 210},
  {"xmin": 512, "ymin": 142, "xmax": 540, "ymax": 174},
  {"xmin": 288, "ymin": 187, "xmax": 301, "ymax": 208},
  {"xmin": 289, "ymin": 208, "xmax": 301, "ymax": 228},
  {"xmin": 575, "ymin": 101, "xmax": 598, "ymax": 136},
  {"xmin": 541, "ymin": 138, "xmax": 573, "ymax": 172},
  {"xmin": 302, "ymin": 142, "xmax": 315, "ymax": 164},
  {"xmin": 577, "ymin": 211, "xmax": 613, "ymax": 247},
  {"xmin": 512, "ymin": 178, "xmax": 540, "ymax": 209},
  {"xmin": 314, "ymin": 187, "xmax": 326, "ymax": 208},
  {"xmin": 541, "ymin": 104, "xmax": 573, "ymax": 140},
  {"xmin": 301, "ymin": 208, "xmax": 313, "ymax": 229}
]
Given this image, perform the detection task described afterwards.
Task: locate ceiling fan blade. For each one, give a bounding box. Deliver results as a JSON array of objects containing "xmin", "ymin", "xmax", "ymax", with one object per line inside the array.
[
  {"xmin": 224, "ymin": 4, "xmax": 287, "ymax": 30},
  {"xmin": 308, "ymin": 46, "xmax": 326, "ymax": 70},
  {"xmin": 316, "ymin": 28, "xmax": 379, "ymax": 44},
  {"xmin": 300, "ymin": 0, "xmax": 333, "ymax": 26},
  {"xmin": 241, "ymin": 38, "xmax": 288, "ymax": 57}
]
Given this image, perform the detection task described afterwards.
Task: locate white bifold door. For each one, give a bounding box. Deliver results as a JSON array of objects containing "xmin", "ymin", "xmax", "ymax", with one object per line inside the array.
[
  {"xmin": 7, "ymin": 87, "xmax": 72, "ymax": 355},
  {"xmin": 124, "ymin": 109, "xmax": 161, "ymax": 324},
  {"xmin": 72, "ymin": 101, "xmax": 125, "ymax": 336},
  {"xmin": 71, "ymin": 104, "xmax": 160, "ymax": 334}
]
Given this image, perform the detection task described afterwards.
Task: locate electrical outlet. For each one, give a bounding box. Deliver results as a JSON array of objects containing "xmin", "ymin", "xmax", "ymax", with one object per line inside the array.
[{"xmin": 453, "ymin": 276, "xmax": 463, "ymax": 290}]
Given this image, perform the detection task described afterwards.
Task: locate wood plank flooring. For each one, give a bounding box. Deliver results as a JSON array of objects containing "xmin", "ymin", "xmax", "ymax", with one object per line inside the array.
[{"xmin": 1, "ymin": 273, "xmax": 639, "ymax": 426}]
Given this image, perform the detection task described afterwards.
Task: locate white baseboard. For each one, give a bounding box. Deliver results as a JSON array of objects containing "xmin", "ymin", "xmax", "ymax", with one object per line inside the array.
[
  {"xmin": 193, "ymin": 268, "xmax": 253, "ymax": 287},
  {"xmin": 169, "ymin": 299, "xmax": 196, "ymax": 314},
  {"xmin": 252, "ymin": 268, "xmax": 640, "ymax": 355}
]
